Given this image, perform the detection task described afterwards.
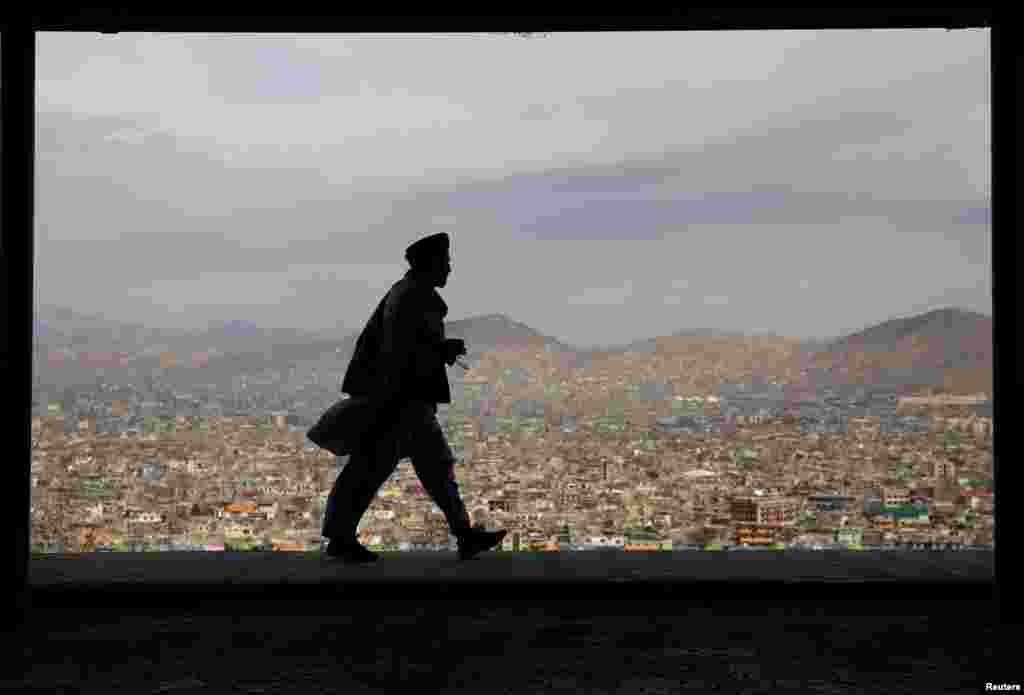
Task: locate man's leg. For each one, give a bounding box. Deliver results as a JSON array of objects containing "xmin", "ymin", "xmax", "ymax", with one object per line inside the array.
[
  {"xmin": 406, "ymin": 402, "xmax": 507, "ymax": 560},
  {"xmin": 406, "ymin": 403, "xmax": 472, "ymax": 537},
  {"xmin": 322, "ymin": 432, "xmax": 401, "ymax": 544},
  {"xmin": 410, "ymin": 451, "xmax": 472, "ymax": 537}
]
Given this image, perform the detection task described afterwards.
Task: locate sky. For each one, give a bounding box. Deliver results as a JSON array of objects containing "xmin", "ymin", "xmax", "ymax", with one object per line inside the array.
[{"xmin": 32, "ymin": 30, "xmax": 990, "ymax": 350}]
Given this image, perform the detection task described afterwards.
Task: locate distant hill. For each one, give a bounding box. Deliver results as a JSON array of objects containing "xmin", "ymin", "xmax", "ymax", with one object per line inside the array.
[
  {"xmin": 826, "ymin": 307, "xmax": 990, "ymax": 354},
  {"xmin": 592, "ymin": 328, "xmax": 779, "ymax": 357},
  {"xmin": 798, "ymin": 307, "xmax": 992, "ymax": 396},
  {"xmin": 445, "ymin": 313, "xmax": 577, "ymax": 355},
  {"xmin": 181, "ymin": 320, "xmax": 327, "ymax": 357},
  {"xmin": 33, "ymin": 305, "xmax": 183, "ymax": 353},
  {"xmin": 322, "ymin": 312, "xmax": 579, "ymax": 363},
  {"xmin": 32, "ymin": 305, "xmax": 337, "ymax": 390},
  {"xmin": 31, "ymin": 303, "xmax": 991, "ymax": 398},
  {"xmin": 34, "ymin": 306, "xmax": 326, "ymax": 357}
]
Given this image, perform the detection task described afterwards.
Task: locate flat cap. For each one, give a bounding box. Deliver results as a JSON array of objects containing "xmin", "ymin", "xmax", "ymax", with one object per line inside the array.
[{"xmin": 405, "ymin": 232, "xmax": 450, "ymax": 263}]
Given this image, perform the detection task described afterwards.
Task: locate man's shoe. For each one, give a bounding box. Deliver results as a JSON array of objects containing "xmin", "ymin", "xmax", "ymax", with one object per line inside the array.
[
  {"xmin": 456, "ymin": 528, "xmax": 507, "ymax": 561},
  {"xmin": 325, "ymin": 539, "xmax": 379, "ymax": 563}
]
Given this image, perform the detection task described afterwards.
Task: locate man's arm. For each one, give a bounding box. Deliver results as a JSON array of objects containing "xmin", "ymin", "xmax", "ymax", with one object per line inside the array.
[
  {"xmin": 418, "ymin": 308, "xmax": 449, "ymax": 365},
  {"xmin": 377, "ymin": 290, "xmax": 454, "ymax": 409},
  {"xmin": 422, "ymin": 310, "xmax": 468, "ymax": 366},
  {"xmin": 421, "ymin": 309, "xmax": 445, "ymax": 349},
  {"xmin": 382, "ymin": 294, "xmax": 445, "ymax": 399}
]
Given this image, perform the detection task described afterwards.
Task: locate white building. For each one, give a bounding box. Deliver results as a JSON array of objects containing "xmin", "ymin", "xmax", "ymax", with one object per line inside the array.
[
  {"xmin": 585, "ymin": 535, "xmax": 626, "ymax": 548},
  {"xmin": 224, "ymin": 522, "xmax": 256, "ymax": 539},
  {"xmin": 128, "ymin": 510, "xmax": 164, "ymax": 525}
]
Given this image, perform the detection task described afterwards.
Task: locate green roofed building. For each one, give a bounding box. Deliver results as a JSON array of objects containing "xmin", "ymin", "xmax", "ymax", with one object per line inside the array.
[
  {"xmin": 737, "ymin": 448, "xmax": 758, "ymax": 464},
  {"xmin": 592, "ymin": 415, "xmax": 624, "ymax": 433},
  {"xmin": 519, "ymin": 417, "xmax": 545, "ymax": 434},
  {"xmin": 81, "ymin": 479, "xmax": 115, "ymax": 497},
  {"xmin": 496, "ymin": 416, "xmax": 519, "ymax": 433},
  {"xmin": 624, "ymin": 527, "xmax": 659, "ymax": 543},
  {"xmin": 835, "ymin": 527, "xmax": 864, "ymax": 546},
  {"xmin": 673, "ymin": 400, "xmax": 704, "ymax": 416},
  {"xmin": 880, "ymin": 504, "xmax": 928, "ymax": 521}
]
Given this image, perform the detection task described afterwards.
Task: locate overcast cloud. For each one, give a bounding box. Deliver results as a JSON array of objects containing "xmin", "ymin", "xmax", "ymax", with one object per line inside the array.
[{"xmin": 34, "ymin": 30, "xmax": 990, "ymax": 349}]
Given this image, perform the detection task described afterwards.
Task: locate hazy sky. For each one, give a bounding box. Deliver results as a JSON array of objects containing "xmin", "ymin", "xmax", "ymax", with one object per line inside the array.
[{"xmin": 33, "ymin": 30, "xmax": 990, "ymax": 349}]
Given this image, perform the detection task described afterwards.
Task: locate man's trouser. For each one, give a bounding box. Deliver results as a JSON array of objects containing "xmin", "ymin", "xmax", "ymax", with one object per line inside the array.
[{"xmin": 322, "ymin": 400, "xmax": 472, "ymax": 542}]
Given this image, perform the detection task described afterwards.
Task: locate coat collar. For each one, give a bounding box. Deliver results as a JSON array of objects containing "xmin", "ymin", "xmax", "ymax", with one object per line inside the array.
[
  {"xmin": 404, "ymin": 269, "xmax": 434, "ymax": 288},
  {"xmin": 402, "ymin": 270, "xmax": 447, "ymax": 315}
]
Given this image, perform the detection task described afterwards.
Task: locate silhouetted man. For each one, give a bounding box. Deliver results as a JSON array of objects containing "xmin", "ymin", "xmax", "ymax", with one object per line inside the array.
[{"xmin": 322, "ymin": 232, "xmax": 506, "ymax": 563}]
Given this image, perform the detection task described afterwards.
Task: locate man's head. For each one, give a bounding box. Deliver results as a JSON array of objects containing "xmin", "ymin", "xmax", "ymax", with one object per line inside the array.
[
  {"xmin": 408, "ymin": 250, "xmax": 451, "ymax": 288},
  {"xmin": 405, "ymin": 232, "xmax": 452, "ymax": 288}
]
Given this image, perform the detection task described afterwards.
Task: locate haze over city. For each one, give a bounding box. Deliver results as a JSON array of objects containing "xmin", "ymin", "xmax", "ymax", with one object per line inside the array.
[{"xmin": 33, "ymin": 29, "xmax": 989, "ymax": 350}]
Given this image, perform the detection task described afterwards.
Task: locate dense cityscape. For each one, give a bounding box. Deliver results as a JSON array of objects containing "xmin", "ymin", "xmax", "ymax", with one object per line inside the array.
[{"xmin": 29, "ymin": 333, "xmax": 994, "ymax": 555}]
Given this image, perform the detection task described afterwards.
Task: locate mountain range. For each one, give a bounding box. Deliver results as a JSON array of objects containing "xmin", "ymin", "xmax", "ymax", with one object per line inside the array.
[
  {"xmin": 31, "ymin": 305, "xmax": 991, "ymax": 397},
  {"xmin": 799, "ymin": 307, "xmax": 992, "ymax": 395}
]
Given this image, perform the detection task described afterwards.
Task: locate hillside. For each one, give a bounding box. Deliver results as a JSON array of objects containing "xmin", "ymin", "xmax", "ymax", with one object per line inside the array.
[
  {"xmin": 800, "ymin": 307, "xmax": 992, "ymax": 396},
  {"xmin": 32, "ymin": 304, "xmax": 992, "ymax": 398}
]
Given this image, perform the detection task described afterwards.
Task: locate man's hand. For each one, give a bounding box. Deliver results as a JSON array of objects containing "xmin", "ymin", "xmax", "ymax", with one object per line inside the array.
[{"xmin": 443, "ymin": 338, "xmax": 468, "ymax": 366}]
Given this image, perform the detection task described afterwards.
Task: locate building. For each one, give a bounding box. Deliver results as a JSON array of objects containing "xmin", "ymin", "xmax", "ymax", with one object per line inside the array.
[
  {"xmin": 878, "ymin": 504, "xmax": 929, "ymax": 524},
  {"xmin": 874, "ymin": 516, "xmax": 897, "ymax": 530},
  {"xmin": 273, "ymin": 541, "xmax": 305, "ymax": 551},
  {"xmin": 898, "ymin": 394, "xmax": 988, "ymax": 407},
  {"xmin": 625, "ymin": 540, "xmax": 661, "ymax": 551},
  {"xmin": 224, "ymin": 522, "xmax": 257, "ymax": 540},
  {"xmin": 585, "ymin": 535, "xmax": 626, "ymax": 549},
  {"xmin": 556, "ymin": 524, "xmax": 575, "ymax": 549},
  {"xmin": 961, "ymin": 489, "xmax": 994, "ymax": 513},
  {"xmin": 127, "ymin": 510, "xmax": 164, "ymax": 525},
  {"xmin": 881, "ymin": 487, "xmax": 911, "ymax": 507},
  {"xmin": 216, "ymin": 501, "xmax": 259, "ymax": 521},
  {"xmin": 933, "ymin": 459, "xmax": 957, "ymax": 482},
  {"xmin": 729, "ymin": 496, "xmax": 800, "ymax": 527},
  {"xmin": 808, "ymin": 495, "xmax": 853, "ymax": 513},
  {"xmin": 835, "ymin": 527, "xmax": 864, "ymax": 546},
  {"xmin": 735, "ymin": 524, "xmax": 774, "ymax": 546},
  {"xmin": 624, "ymin": 527, "xmax": 670, "ymax": 551},
  {"xmin": 488, "ymin": 498, "xmax": 512, "ymax": 513}
]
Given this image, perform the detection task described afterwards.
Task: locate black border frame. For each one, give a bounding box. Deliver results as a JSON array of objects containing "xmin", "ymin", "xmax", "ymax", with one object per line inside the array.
[{"xmin": 3, "ymin": 9, "xmax": 1015, "ymax": 626}]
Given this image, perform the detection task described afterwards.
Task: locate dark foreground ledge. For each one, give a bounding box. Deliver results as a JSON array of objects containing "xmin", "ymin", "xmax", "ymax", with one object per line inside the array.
[
  {"xmin": 12, "ymin": 550, "xmax": 1008, "ymax": 695},
  {"xmin": 27, "ymin": 549, "xmax": 996, "ymax": 612}
]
